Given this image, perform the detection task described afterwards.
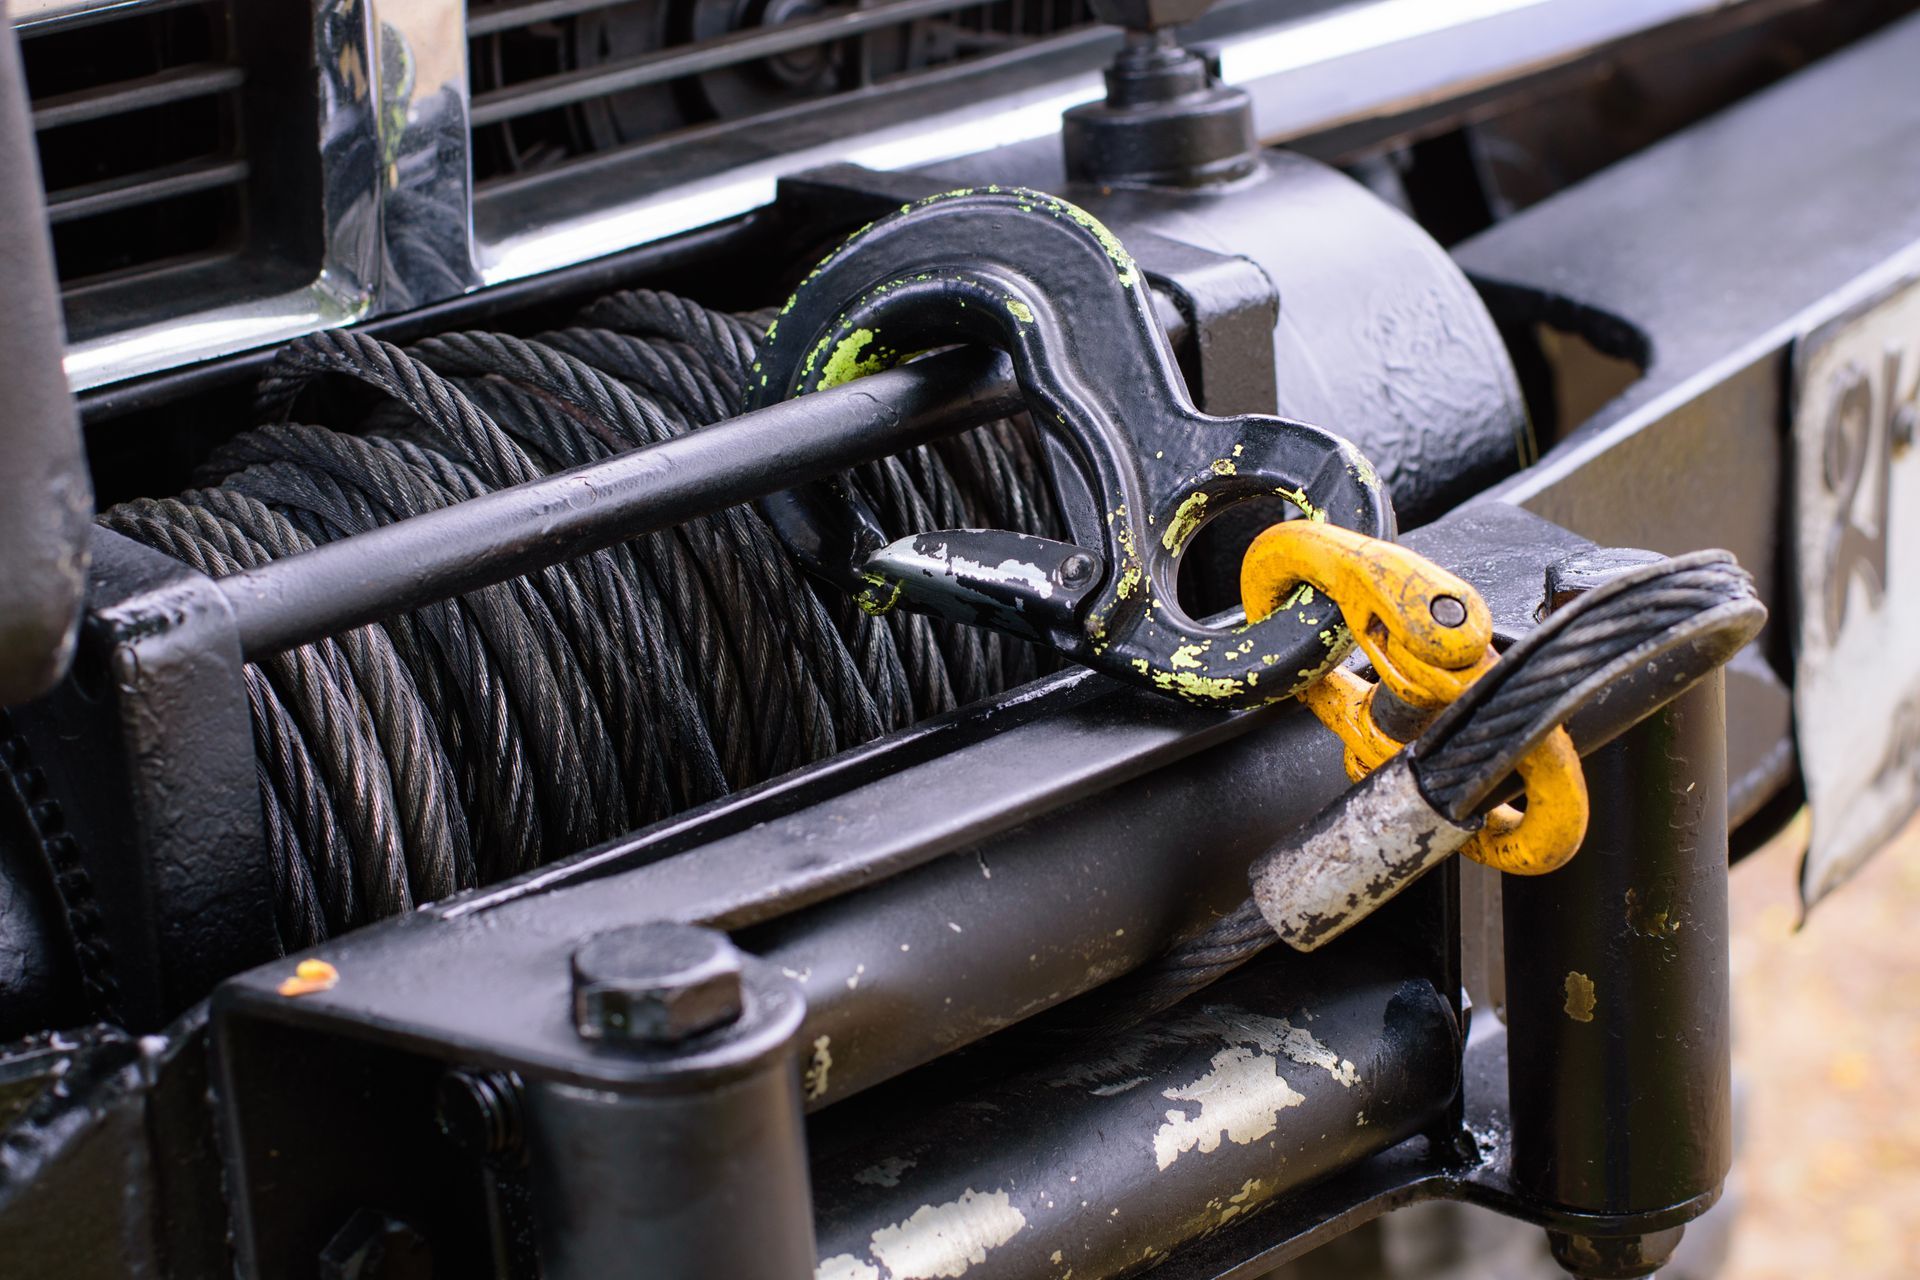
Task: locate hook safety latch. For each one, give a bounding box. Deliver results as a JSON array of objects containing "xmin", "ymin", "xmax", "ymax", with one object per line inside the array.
[{"xmin": 1240, "ymin": 521, "xmax": 1589, "ymax": 949}]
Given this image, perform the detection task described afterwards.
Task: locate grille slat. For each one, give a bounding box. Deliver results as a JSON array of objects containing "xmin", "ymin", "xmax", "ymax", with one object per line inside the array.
[
  {"xmin": 31, "ymin": 62, "xmax": 245, "ymax": 130},
  {"xmin": 468, "ymin": 0, "xmax": 1094, "ymax": 187},
  {"xmin": 467, "ymin": 0, "xmax": 639, "ymax": 39},
  {"xmin": 469, "ymin": 0, "xmax": 1012, "ymax": 127},
  {"xmin": 44, "ymin": 156, "xmax": 250, "ymax": 224},
  {"xmin": 20, "ymin": 0, "xmax": 256, "ymax": 300}
]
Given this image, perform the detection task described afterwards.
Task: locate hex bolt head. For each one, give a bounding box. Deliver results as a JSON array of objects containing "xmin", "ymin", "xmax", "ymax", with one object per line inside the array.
[{"xmin": 571, "ymin": 922, "xmax": 745, "ymax": 1044}]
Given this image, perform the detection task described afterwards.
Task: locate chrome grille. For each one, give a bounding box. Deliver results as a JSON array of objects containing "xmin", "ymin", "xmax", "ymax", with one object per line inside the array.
[
  {"xmin": 21, "ymin": 0, "xmax": 250, "ymax": 302},
  {"xmin": 19, "ymin": 0, "xmax": 1762, "ymax": 392},
  {"xmin": 466, "ymin": 0, "xmax": 1096, "ymax": 187}
]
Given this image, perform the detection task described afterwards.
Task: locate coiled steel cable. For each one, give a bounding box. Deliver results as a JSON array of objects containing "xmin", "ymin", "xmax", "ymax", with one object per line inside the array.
[{"xmin": 101, "ymin": 289, "xmax": 1065, "ymax": 950}]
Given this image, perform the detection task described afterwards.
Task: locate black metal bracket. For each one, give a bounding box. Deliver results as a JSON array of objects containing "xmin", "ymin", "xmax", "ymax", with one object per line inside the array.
[
  {"xmin": 748, "ymin": 186, "xmax": 1393, "ymax": 706},
  {"xmin": 10, "ymin": 530, "xmax": 277, "ymax": 1031},
  {"xmin": 1120, "ymin": 224, "xmax": 1279, "ymax": 417}
]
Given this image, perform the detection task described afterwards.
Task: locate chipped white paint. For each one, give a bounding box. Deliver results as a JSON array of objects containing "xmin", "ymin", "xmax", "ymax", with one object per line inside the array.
[
  {"xmin": 818, "ymin": 1256, "xmax": 881, "ymax": 1280},
  {"xmin": 948, "ymin": 921, "xmax": 963, "ymax": 933},
  {"xmin": 1153, "ymin": 1045, "xmax": 1306, "ymax": 1170},
  {"xmin": 1268, "ymin": 1019, "xmax": 1358, "ymax": 1087},
  {"xmin": 867, "ymin": 1187, "xmax": 1027, "ymax": 1279},
  {"xmin": 1192, "ymin": 1012, "xmax": 1361, "ymax": 1087},
  {"xmin": 856, "ymin": 1156, "xmax": 918, "ymax": 1188},
  {"xmin": 936, "ymin": 547, "xmax": 1058, "ymax": 602},
  {"xmin": 1089, "ymin": 1076, "xmax": 1149, "ymax": 1097},
  {"xmin": 805, "ymin": 1035, "xmax": 834, "ymax": 1101},
  {"xmin": 1047, "ymin": 1007, "xmax": 1362, "ymax": 1103},
  {"xmin": 1219, "ymin": 1178, "xmax": 1263, "ymax": 1225},
  {"xmin": 848, "ymin": 963, "xmax": 866, "ymax": 991}
]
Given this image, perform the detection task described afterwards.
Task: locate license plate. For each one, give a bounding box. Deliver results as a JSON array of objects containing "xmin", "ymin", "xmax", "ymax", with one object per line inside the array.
[{"xmin": 1793, "ymin": 265, "xmax": 1920, "ymax": 905}]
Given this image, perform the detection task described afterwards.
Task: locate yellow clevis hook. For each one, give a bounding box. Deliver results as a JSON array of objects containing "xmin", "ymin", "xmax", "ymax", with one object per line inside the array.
[{"xmin": 1240, "ymin": 521, "xmax": 1587, "ymax": 877}]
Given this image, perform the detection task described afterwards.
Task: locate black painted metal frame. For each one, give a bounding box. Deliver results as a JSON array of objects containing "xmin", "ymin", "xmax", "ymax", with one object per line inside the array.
[
  {"xmin": 202, "ymin": 497, "xmax": 1733, "ymax": 1278},
  {"xmin": 9, "ymin": 8, "xmax": 1920, "ymax": 1278}
]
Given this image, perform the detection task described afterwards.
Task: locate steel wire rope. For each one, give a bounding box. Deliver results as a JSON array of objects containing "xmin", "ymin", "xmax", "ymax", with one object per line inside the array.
[
  {"xmin": 102, "ymin": 289, "xmax": 1067, "ymax": 948},
  {"xmin": 1048, "ymin": 555, "xmax": 1762, "ymax": 1037}
]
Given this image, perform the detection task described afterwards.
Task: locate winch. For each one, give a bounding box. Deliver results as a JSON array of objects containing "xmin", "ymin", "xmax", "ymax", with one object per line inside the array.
[{"xmin": 3, "ymin": 0, "xmax": 1912, "ymax": 1276}]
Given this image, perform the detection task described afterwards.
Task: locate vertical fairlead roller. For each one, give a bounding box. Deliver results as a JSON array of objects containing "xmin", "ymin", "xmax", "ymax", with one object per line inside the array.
[{"xmin": 1502, "ymin": 552, "xmax": 1735, "ymax": 1278}]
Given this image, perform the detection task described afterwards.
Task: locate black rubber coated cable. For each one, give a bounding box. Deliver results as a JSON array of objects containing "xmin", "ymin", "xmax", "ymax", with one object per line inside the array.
[{"xmin": 103, "ymin": 289, "xmax": 1065, "ymax": 949}]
